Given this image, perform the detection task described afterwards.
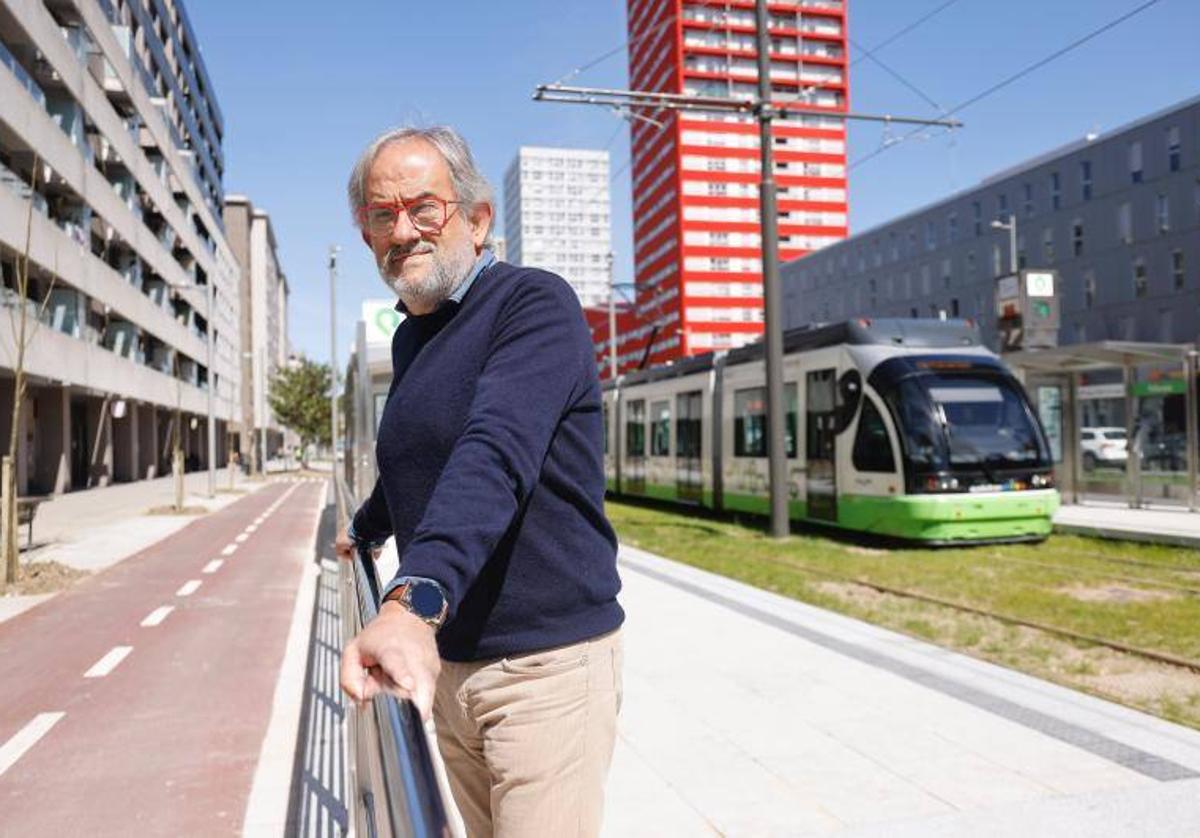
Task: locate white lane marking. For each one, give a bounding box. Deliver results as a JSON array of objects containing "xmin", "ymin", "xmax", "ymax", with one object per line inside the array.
[
  {"xmin": 221, "ymin": 544, "xmax": 238, "ymax": 556},
  {"xmin": 202, "ymin": 559, "xmax": 223, "ymax": 574},
  {"xmin": 84, "ymin": 646, "xmax": 133, "ymax": 678},
  {"xmin": 176, "ymin": 579, "xmax": 202, "ymax": 597},
  {"xmin": 246, "ymin": 524, "xmax": 258, "ymax": 533},
  {"xmin": 0, "ymin": 713, "xmax": 65, "ymax": 777},
  {"xmin": 140, "ymin": 606, "xmax": 174, "ymax": 627},
  {"xmin": 235, "ymin": 533, "xmax": 249, "ymax": 543}
]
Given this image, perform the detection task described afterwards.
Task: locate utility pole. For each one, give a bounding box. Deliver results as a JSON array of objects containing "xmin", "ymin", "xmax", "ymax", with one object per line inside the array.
[
  {"xmin": 532, "ymin": 4, "xmax": 961, "ymax": 538},
  {"xmin": 607, "ymin": 250, "xmax": 618, "ymax": 380},
  {"xmin": 329, "ymin": 245, "xmax": 340, "ymax": 489}
]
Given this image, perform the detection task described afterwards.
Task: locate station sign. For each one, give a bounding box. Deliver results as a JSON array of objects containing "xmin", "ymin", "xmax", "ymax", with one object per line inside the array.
[{"xmin": 361, "ymin": 300, "xmax": 405, "ymax": 345}]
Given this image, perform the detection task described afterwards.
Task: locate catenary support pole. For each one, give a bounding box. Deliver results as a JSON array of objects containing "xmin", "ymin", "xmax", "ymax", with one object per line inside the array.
[{"xmin": 755, "ymin": 0, "xmax": 788, "ymax": 539}]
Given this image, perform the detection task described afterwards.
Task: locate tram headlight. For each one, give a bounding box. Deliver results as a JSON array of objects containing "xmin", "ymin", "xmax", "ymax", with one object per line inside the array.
[
  {"xmin": 1030, "ymin": 473, "xmax": 1055, "ymax": 489},
  {"xmin": 923, "ymin": 475, "xmax": 960, "ymax": 492}
]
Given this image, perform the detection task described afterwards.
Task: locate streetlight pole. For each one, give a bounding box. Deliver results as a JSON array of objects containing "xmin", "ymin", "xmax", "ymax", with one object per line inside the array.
[
  {"xmin": 329, "ymin": 245, "xmax": 340, "ymax": 473},
  {"xmin": 170, "ymin": 281, "xmax": 217, "ymax": 497},
  {"xmin": 204, "ymin": 281, "xmax": 215, "ymax": 497},
  {"xmin": 992, "ymin": 214, "xmax": 1018, "ymax": 275},
  {"xmin": 755, "ymin": 0, "xmax": 788, "ymax": 539}
]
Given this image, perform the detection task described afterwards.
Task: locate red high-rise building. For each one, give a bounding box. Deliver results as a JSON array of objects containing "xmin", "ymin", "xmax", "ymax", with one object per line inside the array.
[{"xmin": 592, "ymin": 0, "xmax": 849, "ymax": 377}]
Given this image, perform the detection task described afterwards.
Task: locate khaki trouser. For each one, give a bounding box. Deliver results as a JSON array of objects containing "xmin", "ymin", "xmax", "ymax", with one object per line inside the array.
[{"xmin": 433, "ymin": 629, "xmax": 624, "ymax": 838}]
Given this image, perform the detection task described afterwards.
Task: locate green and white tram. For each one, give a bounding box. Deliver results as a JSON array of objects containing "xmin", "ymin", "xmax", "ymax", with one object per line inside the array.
[{"xmin": 603, "ymin": 319, "xmax": 1059, "ymax": 544}]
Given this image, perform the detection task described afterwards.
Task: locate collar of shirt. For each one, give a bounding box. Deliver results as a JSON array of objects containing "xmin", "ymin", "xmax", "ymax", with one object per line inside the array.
[{"xmin": 394, "ymin": 249, "xmax": 496, "ymax": 315}]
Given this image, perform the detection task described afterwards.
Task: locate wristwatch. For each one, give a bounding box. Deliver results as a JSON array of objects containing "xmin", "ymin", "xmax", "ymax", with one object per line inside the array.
[{"xmin": 384, "ymin": 579, "xmax": 449, "ymax": 629}]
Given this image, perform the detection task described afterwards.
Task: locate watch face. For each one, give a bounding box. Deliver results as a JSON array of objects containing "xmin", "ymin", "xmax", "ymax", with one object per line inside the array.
[{"xmin": 409, "ymin": 583, "xmax": 445, "ymax": 619}]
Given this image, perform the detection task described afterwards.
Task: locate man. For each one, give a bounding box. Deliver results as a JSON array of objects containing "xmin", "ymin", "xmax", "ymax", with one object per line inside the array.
[{"xmin": 337, "ymin": 126, "xmax": 623, "ymax": 838}]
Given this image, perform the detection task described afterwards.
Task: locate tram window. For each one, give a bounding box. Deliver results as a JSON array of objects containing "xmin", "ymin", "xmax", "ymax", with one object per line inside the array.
[
  {"xmin": 651, "ymin": 400, "xmax": 671, "ymax": 456},
  {"xmin": 676, "ymin": 391, "xmax": 703, "ymax": 458},
  {"xmin": 734, "ymin": 385, "xmax": 798, "ymax": 458},
  {"xmin": 626, "ymin": 399, "xmax": 646, "ymax": 457},
  {"xmin": 852, "ymin": 400, "xmax": 896, "ymax": 472}
]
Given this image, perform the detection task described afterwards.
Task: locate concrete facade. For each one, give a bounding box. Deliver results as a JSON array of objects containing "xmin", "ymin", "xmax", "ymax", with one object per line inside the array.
[
  {"xmin": 223, "ymin": 195, "xmax": 289, "ymax": 472},
  {"xmin": 0, "ymin": 0, "xmax": 241, "ymax": 495},
  {"xmin": 504, "ymin": 146, "xmax": 612, "ymax": 308},
  {"xmin": 783, "ymin": 95, "xmax": 1200, "ymax": 350}
]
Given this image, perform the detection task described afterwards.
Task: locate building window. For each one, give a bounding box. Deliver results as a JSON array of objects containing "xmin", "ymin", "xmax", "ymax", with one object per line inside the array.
[
  {"xmin": 941, "ymin": 258, "xmax": 951, "ymax": 289},
  {"xmin": 1072, "ymin": 220, "xmax": 1084, "ymax": 257},
  {"xmin": 1080, "ymin": 160, "xmax": 1092, "ymax": 201},
  {"xmin": 1023, "ymin": 183, "xmax": 1034, "ymax": 216},
  {"xmin": 992, "ymin": 244, "xmax": 1002, "ymax": 277},
  {"xmin": 1133, "ymin": 259, "xmax": 1148, "ymax": 298},
  {"xmin": 1017, "ymin": 235, "xmax": 1027, "ymax": 270},
  {"xmin": 924, "ymin": 220, "xmax": 936, "ymax": 251},
  {"xmin": 1083, "ymin": 270, "xmax": 1096, "ymax": 309},
  {"xmin": 910, "ymin": 307, "xmax": 918, "ymax": 319},
  {"xmin": 965, "ymin": 250, "xmax": 976, "ymax": 280},
  {"xmin": 1167, "ymin": 126, "xmax": 1181, "ymax": 172},
  {"xmin": 1129, "ymin": 141, "xmax": 1143, "ymax": 184},
  {"xmin": 1159, "ymin": 308, "xmax": 1174, "ymax": 342},
  {"xmin": 1172, "ymin": 250, "xmax": 1185, "ymax": 290},
  {"xmin": 1156, "ymin": 193, "xmax": 1170, "ymax": 234},
  {"xmin": 650, "ymin": 400, "xmax": 670, "ymax": 456},
  {"xmin": 950, "ymin": 298, "xmax": 959, "ymax": 317},
  {"xmin": 948, "ymin": 212, "xmax": 958, "ymax": 242},
  {"xmin": 996, "ymin": 193, "xmax": 1008, "ymax": 220},
  {"xmin": 1117, "ymin": 202, "xmax": 1133, "ymax": 244},
  {"xmin": 1050, "ymin": 171, "xmax": 1061, "ymax": 210},
  {"xmin": 972, "ymin": 201, "xmax": 982, "ymax": 236},
  {"xmin": 1042, "ymin": 227, "xmax": 1054, "ymax": 263}
]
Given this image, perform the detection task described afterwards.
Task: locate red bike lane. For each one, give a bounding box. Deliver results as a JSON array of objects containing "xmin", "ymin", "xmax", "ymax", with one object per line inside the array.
[{"xmin": 0, "ymin": 478, "xmax": 326, "ymax": 836}]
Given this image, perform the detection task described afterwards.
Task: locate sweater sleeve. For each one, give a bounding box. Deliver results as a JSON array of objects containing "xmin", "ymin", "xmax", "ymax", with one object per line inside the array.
[
  {"xmin": 350, "ymin": 477, "xmax": 392, "ymax": 544},
  {"xmin": 392, "ymin": 275, "xmax": 591, "ymax": 618}
]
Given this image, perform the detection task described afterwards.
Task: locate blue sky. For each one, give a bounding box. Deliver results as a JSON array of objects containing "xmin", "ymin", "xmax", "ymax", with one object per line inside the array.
[{"xmin": 186, "ymin": 0, "xmax": 1198, "ymax": 366}]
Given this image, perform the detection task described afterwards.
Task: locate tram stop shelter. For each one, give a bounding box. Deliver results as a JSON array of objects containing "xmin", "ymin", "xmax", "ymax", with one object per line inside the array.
[{"xmin": 1006, "ymin": 341, "xmax": 1199, "ymax": 512}]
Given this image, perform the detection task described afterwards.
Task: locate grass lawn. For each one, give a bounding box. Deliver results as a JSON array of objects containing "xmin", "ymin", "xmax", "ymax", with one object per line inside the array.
[{"xmin": 608, "ymin": 499, "xmax": 1200, "ymax": 729}]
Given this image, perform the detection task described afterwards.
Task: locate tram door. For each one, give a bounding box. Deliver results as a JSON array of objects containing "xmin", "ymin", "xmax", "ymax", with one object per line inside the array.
[
  {"xmin": 806, "ymin": 369, "xmax": 838, "ymax": 521},
  {"xmin": 675, "ymin": 390, "xmax": 703, "ymax": 502}
]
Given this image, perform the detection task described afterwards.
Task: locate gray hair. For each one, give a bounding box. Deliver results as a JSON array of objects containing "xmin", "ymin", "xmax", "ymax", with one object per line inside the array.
[{"xmin": 347, "ymin": 125, "xmax": 495, "ymax": 247}]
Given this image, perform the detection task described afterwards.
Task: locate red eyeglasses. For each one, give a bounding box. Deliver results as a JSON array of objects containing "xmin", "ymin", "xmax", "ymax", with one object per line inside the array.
[{"xmin": 358, "ymin": 195, "xmax": 461, "ymax": 236}]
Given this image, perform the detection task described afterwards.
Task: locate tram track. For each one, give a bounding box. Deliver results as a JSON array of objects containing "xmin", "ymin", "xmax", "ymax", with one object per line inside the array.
[
  {"xmin": 981, "ymin": 551, "xmax": 1200, "ymax": 598},
  {"xmin": 764, "ymin": 552, "xmax": 1200, "ymax": 676}
]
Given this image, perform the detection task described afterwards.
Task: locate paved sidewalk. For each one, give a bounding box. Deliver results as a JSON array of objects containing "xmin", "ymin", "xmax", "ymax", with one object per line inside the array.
[
  {"xmin": 605, "ymin": 545, "xmax": 1200, "ymax": 836},
  {"xmin": 1054, "ymin": 500, "xmax": 1200, "ymax": 547},
  {"xmin": 0, "ymin": 469, "xmax": 271, "ymax": 623}
]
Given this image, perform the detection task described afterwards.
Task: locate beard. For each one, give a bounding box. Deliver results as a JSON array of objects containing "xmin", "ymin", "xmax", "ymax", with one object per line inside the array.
[{"xmin": 377, "ymin": 238, "xmax": 476, "ymax": 313}]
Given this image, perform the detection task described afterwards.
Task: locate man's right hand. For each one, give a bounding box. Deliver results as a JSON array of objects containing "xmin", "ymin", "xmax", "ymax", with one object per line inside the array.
[{"xmin": 340, "ymin": 602, "xmax": 441, "ymax": 720}]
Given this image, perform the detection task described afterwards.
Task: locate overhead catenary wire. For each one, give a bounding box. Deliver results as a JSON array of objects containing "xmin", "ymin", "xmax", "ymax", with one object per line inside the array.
[{"xmin": 850, "ymin": 0, "xmax": 1165, "ymax": 170}]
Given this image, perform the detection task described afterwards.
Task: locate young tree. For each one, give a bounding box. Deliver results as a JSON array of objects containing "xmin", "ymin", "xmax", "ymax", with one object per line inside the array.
[
  {"xmin": 267, "ymin": 357, "xmax": 331, "ymax": 464},
  {"xmin": 2, "ymin": 156, "xmax": 55, "ymax": 586}
]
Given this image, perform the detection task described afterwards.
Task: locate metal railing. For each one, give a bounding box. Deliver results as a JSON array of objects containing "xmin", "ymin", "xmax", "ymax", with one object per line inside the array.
[{"xmin": 335, "ymin": 474, "xmax": 455, "ymax": 838}]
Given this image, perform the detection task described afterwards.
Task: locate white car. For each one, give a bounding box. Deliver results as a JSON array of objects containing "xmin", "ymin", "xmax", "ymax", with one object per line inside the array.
[{"xmin": 1080, "ymin": 427, "xmax": 1127, "ymax": 471}]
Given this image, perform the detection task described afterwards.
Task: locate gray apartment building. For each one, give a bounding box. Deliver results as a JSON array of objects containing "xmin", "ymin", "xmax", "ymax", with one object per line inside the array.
[
  {"xmin": 783, "ymin": 95, "xmax": 1200, "ymax": 351},
  {"xmin": 222, "ymin": 196, "xmax": 289, "ymax": 472},
  {"xmin": 0, "ymin": 0, "xmax": 242, "ymax": 494}
]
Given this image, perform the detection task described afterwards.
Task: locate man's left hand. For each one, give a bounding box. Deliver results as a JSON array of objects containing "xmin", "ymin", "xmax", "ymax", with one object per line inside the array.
[{"xmin": 339, "ymin": 602, "xmax": 441, "ymax": 720}]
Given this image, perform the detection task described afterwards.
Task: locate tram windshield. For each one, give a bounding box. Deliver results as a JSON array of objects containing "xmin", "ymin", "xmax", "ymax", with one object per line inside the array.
[{"xmin": 882, "ymin": 370, "xmax": 1050, "ymax": 477}]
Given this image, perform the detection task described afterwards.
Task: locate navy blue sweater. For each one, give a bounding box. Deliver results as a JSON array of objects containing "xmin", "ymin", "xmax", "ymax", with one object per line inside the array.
[{"xmin": 353, "ymin": 260, "xmax": 623, "ymax": 662}]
